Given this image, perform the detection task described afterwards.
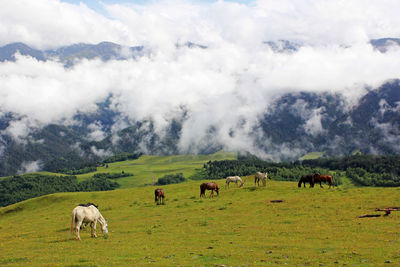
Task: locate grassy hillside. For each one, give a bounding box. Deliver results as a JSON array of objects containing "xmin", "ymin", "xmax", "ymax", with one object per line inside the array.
[
  {"xmin": 1, "ymin": 178, "xmax": 399, "ymax": 266},
  {"xmin": 75, "ymin": 152, "xmax": 237, "ymax": 188},
  {"xmin": 300, "ymin": 151, "xmax": 325, "ymax": 160}
]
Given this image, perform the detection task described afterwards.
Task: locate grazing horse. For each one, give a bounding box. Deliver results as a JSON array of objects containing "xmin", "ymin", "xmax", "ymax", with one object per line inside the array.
[
  {"xmin": 70, "ymin": 204, "xmax": 108, "ymax": 240},
  {"xmin": 255, "ymin": 172, "xmax": 269, "ymax": 187},
  {"xmin": 298, "ymin": 173, "xmax": 319, "ymax": 188},
  {"xmin": 200, "ymin": 182, "xmax": 219, "ymax": 198},
  {"xmin": 225, "ymin": 176, "xmax": 245, "ymax": 188},
  {"xmin": 313, "ymin": 174, "xmax": 334, "ymax": 188},
  {"xmin": 155, "ymin": 188, "xmax": 165, "ymax": 205},
  {"xmin": 78, "ymin": 203, "xmax": 99, "ymax": 229}
]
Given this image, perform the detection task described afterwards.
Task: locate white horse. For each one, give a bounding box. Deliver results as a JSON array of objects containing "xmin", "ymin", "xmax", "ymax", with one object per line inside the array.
[
  {"xmin": 226, "ymin": 176, "xmax": 245, "ymax": 188},
  {"xmin": 70, "ymin": 204, "xmax": 108, "ymax": 240},
  {"xmin": 255, "ymin": 172, "xmax": 269, "ymax": 187}
]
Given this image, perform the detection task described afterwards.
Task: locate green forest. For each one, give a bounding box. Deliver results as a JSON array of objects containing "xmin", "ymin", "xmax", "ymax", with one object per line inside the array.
[
  {"xmin": 0, "ymin": 174, "xmax": 119, "ymax": 207},
  {"xmin": 201, "ymin": 154, "xmax": 400, "ymax": 187}
]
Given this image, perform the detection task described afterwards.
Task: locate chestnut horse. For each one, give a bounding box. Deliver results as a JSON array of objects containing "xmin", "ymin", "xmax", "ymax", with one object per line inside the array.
[
  {"xmin": 155, "ymin": 188, "xmax": 165, "ymax": 205},
  {"xmin": 298, "ymin": 173, "xmax": 319, "ymax": 188},
  {"xmin": 200, "ymin": 182, "xmax": 219, "ymax": 198},
  {"xmin": 313, "ymin": 174, "xmax": 334, "ymax": 188}
]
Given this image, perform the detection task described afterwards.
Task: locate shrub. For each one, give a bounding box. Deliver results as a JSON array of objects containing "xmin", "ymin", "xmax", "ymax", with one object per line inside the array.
[{"xmin": 156, "ymin": 173, "xmax": 186, "ymax": 185}]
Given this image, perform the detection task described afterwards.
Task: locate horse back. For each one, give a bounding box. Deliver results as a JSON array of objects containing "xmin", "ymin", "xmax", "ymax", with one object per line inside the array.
[{"xmin": 73, "ymin": 206, "xmax": 99, "ymax": 222}]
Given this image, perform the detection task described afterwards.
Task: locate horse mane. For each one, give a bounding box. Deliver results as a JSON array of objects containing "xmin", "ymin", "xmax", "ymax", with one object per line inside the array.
[{"xmin": 78, "ymin": 203, "xmax": 98, "ymax": 209}]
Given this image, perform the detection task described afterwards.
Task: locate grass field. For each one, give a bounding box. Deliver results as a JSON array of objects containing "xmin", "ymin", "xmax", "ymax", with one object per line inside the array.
[
  {"xmin": 1, "ymin": 177, "xmax": 400, "ymax": 266},
  {"xmin": 299, "ymin": 152, "xmax": 325, "ymax": 161},
  {"xmin": 74, "ymin": 151, "xmax": 237, "ymax": 188}
]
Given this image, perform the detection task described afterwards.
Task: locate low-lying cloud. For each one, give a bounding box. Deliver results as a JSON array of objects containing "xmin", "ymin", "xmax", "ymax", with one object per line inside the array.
[{"xmin": 1, "ymin": 0, "xmax": 400, "ymax": 158}]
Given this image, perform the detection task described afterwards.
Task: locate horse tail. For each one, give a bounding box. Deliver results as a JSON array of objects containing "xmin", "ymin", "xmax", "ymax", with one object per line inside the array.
[{"xmin": 70, "ymin": 210, "xmax": 76, "ymax": 233}]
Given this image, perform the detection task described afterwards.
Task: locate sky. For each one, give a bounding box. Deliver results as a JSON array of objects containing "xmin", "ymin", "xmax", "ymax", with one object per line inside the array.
[
  {"xmin": 60, "ymin": 0, "xmax": 254, "ymax": 15},
  {"xmin": 1, "ymin": 0, "xmax": 400, "ymax": 161}
]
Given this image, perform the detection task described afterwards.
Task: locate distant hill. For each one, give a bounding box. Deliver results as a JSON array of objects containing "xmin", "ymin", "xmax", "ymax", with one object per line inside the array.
[
  {"xmin": 0, "ymin": 39, "xmax": 400, "ymax": 176},
  {"xmin": 1, "ymin": 79, "xmax": 399, "ymax": 176},
  {"xmin": 0, "ymin": 41, "xmax": 145, "ymax": 64},
  {"xmin": 370, "ymin": 38, "xmax": 400, "ymax": 52},
  {"xmin": 0, "ymin": 42, "xmax": 46, "ymax": 61}
]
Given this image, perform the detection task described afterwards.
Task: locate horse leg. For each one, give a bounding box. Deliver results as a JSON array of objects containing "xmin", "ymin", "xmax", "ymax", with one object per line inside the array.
[
  {"xmin": 210, "ymin": 190, "xmax": 214, "ymax": 198},
  {"xmin": 75, "ymin": 220, "xmax": 82, "ymax": 240},
  {"xmin": 320, "ymin": 182, "xmax": 323, "ymax": 188},
  {"xmin": 91, "ymin": 221, "xmax": 97, "ymax": 238}
]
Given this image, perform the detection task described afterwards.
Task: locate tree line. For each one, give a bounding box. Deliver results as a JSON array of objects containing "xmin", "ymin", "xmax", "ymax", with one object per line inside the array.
[
  {"xmin": 200, "ymin": 159, "xmax": 342, "ymax": 186},
  {"xmin": 0, "ymin": 174, "xmax": 119, "ymax": 207},
  {"xmin": 201, "ymin": 154, "xmax": 400, "ymax": 187}
]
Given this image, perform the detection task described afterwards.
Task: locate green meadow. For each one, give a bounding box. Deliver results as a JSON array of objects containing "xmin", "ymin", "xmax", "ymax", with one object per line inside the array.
[
  {"xmin": 1, "ymin": 174, "xmax": 400, "ymax": 266},
  {"xmin": 74, "ymin": 152, "xmax": 237, "ymax": 188},
  {"xmin": 299, "ymin": 152, "xmax": 325, "ymax": 161}
]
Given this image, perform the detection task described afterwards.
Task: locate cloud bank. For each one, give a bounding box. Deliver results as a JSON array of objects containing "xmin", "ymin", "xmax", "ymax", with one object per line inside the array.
[{"xmin": 1, "ymin": 0, "xmax": 400, "ymax": 157}]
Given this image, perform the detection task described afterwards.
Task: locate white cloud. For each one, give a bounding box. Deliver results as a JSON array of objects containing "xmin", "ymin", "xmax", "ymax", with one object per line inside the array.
[
  {"xmin": 90, "ymin": 146, "xmax": 112, "ymax": 158},
  {"xmin": 18, "ymin": 160, "xmax": 42, "ymax": 174},
  {"xmin": 304, "ymin": 108, "xmax": 325, "ymax": 136},
  {"xmin": 87, "ymin": 122, "xmax": 107, "ymax": 141},
  {"xmin": 1, "ymin": 0, "xmax": 400, "ymax": 157}
]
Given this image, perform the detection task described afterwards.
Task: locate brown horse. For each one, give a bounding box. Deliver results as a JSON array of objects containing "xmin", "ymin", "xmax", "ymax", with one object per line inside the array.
[
  {"xmin": 298, "ymin": 173, "xmax": 319, "ymax": 188},
  {"xmin": 200, "ymin": 182, "xmax": 219, "ymax": 198},
  {"xmin": 155, "ymin": 188, "xmax": 165, "ymax": 205},
  {"xmin": 313, "ymin": 174, "xmax": 334, "ymax": 188}
]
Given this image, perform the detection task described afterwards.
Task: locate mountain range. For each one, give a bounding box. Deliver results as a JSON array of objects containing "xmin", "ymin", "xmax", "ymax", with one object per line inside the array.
[{"xmin": 0, "ymin": 39, "xmax": 400, "ymax": 176}]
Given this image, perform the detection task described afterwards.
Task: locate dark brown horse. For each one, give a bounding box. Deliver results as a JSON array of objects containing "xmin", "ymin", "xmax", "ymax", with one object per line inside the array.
[
  {"xmin": 313, "ymin": 174, "xmax": 334, "ymax": 188},
  {"xmin": 298, "ymin": 173, "xmax": 319, "ymax": 188},
  {"xmin": 200, "ymin": 182, "xmax": 219, "ymax": 198},
  {"xmin": 155, "ymin": 188, "xmax": 165, "ymax": 205}
]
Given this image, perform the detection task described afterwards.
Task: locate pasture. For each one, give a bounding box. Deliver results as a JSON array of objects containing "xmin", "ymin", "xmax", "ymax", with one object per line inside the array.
[
  {"xmin": 1, "ymin": 178, "xmax": 399, "ymax": 266},
  {"xmin": 75, "ymin": 152, "xmax": 237, "ymax": 188}
]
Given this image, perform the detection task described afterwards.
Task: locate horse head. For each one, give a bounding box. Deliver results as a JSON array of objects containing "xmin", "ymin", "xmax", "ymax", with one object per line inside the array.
[
  {"xmin": 298, "ymin": 176, "xmax": 304, "ymax": 187},
  {"xmin": 215, "ymin": 185, "xmax": 220, "ymax": 195},
  {"xmin": 101, "ymin": 221, "xmax": 108, "ymax": 234}
]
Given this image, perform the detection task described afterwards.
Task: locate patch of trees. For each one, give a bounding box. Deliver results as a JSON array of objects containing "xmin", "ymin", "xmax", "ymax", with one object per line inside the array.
[
  {"xmin": 202, "ymin": 154, "xmax": 400, "ymax": 187},
  {"xmin": 43, "ymin": 151, "xmax": 99, "ymax": 173},
  {"xmin": 102, "ymin": 152, "xmax": 142, "ymax": 163},
  {"xmin": 202, "ymin": 159, "xmax": 298, "ymax": 179},
  {"xmin": 93, "ymin": 172, "xmax": 133, "ymax": 179},
  {"xmin": 201, "ymin": 159, "xmax": 342, "ymax": 185},
  {"xmin": 0, "ymin": 174, "xmax": 119, "ymax": 207},
  {"xmin": 346, "ymin": 168, "xmax": 400, "ymax": 187},
  {"xmin": 59, "ymin": 166, "xmax": 97, "ymax": 175},
  {"xmin": 156, "ymin": 173, "xmax": 186, "ymax": 185},
  {"xmin": 301, "ymin": 155, "xmax": 400, "ymax": 175}
]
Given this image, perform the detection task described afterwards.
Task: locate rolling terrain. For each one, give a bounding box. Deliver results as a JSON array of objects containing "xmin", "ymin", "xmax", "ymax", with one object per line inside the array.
[
  {"xmin": 1, "ymin": 174, "xmax": 399, "ymax": 266},
  {"xmin": 74, "ymin": 152, "xmax": 237, "ymax": 188}
]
